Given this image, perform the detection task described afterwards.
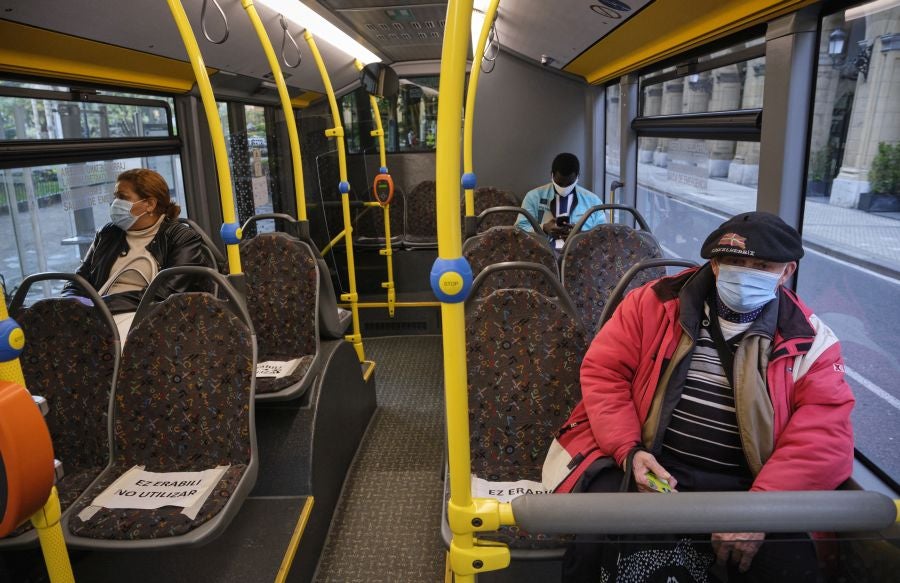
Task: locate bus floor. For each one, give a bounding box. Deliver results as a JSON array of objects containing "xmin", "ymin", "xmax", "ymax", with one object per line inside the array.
[{"xmin": 315, "ymin": 335, "xmax": 446, "ymax": 581}]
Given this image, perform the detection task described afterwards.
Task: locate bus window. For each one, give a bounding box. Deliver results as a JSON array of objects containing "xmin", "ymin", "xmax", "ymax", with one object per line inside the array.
[
  {"xmin": 798, "ymin": 4, "xmax": 900, "ymax": 486},
  {"xmin": 0, "ymin": 155, "xmax": 185, "ymax": 304}
]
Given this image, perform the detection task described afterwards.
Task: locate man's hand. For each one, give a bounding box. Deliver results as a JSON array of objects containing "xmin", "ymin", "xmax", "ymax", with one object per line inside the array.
[
  {"xmin": 711, "ymin": 532, "xmax": 765, "ymax": 573},
  {"xmin": 631, "ymin": 450, "xmax": 678, "ymax": 492},
  {"xmin": 541, "ymin": 219, "xmax": 571, "ymax": 240}
]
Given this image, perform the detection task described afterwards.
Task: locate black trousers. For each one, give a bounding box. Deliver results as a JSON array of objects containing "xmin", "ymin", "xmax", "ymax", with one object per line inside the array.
[{"xmin": 561, "ymin": 459, "xmax": 820, "ymax": 583}]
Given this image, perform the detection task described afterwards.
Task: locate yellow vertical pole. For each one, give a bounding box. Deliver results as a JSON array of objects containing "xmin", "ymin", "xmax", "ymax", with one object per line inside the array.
[
  {"xmin": 166, "ymin": 0, "xmax": 242, "ymax": 273},
  {"xmin": 355, "ymin": 59, "xmax": 396, "ymax": 316},
  {"xmin": 462, "ymin": 0, "xmax": 501, "ymax": 217},
  {"xmin": 0, "ymin": 291, "xmax": 75, "ymax": 583},
  {"xmin": 305, "ymin": 31, "xmax": 365, "ymax": 362},
  {"xmin": 240, "ymin": 1, "xmax": 307, "ymax": 221},
  {"xmin": 434, "ymin": 1, "xmax": 509, "ymax": 580}
]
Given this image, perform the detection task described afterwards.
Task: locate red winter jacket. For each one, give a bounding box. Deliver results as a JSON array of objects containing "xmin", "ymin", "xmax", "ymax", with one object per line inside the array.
[{"xmin": 543, "ymin": 266, "xmax": 855, "ymax": 494}]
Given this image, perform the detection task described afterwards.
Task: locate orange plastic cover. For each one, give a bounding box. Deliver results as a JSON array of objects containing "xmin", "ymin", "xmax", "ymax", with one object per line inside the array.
[
  {"xmin": 0, "ymin": 381, "xmax": 54, "ymax": 537},
  {"xmin": 372, "ymin": 173, "xmax": 394, "ymax": 206}
]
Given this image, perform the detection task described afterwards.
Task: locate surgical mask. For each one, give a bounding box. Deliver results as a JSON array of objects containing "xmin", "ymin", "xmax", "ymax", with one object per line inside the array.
[
  {"xmin": 716, "ymin": 263, "xmax": 783, "ymax": 313},
  {"xmin": 552, "ymin": 179, "xmax": 576, "ymax": 196},
  {"xmin": 109, "ymin": 198, "xmax": 145, "ymax": 231}
]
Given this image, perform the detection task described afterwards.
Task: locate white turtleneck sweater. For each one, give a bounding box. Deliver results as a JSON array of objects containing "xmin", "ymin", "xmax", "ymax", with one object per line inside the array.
[{"xmin": 103, "ymin": 215, "xmax": 164, "ymax": 295}]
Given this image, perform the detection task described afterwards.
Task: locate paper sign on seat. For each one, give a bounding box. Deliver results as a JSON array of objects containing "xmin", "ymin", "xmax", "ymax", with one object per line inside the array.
[
  {"xmin": 471, "ymin": 475, "xmax": 551, "ymax": 503},
  {"xmin": 256, "ymin": 358, "xmax": 303, "ymax": 378},
  {"xmin": 82, "ymin": 465, "xmax": 229, "ymax": 521}
]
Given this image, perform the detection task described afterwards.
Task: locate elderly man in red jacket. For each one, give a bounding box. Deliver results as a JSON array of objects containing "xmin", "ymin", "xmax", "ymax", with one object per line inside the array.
[{"xmin": 544, "ymin": 211, "xmax": 855, "ymax": 582}]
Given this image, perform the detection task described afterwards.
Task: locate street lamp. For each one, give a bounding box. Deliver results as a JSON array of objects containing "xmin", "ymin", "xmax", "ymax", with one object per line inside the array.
[{"xmin": 829, "ymin": 27, "xmax": 848, "ymax": 64}]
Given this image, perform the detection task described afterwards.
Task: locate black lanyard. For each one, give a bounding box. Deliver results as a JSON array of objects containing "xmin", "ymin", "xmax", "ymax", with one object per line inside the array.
[{"xmin": 552, "ymin": 189, "xmax": 577, "ymax": 217}]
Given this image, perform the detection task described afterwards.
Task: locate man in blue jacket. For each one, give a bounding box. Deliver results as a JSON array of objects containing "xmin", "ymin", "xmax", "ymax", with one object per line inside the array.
[{"xmin": 516, "ymin": 153, "xmax": 606, "ymax": 252}]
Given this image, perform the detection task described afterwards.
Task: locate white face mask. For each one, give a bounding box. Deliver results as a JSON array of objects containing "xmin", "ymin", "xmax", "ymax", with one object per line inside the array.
[
  {"xmin": 109, "ymin": 198, "xmax": 146, "ymax": 231},
  {"xmin": 552, "ymin": 179, "xmax": 576, "ymax": 196}
]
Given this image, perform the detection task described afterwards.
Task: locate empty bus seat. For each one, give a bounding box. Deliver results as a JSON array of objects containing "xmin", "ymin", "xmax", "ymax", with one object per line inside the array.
[
  {"xmin": 0, "ymin": 274, "xmax": 119, "ymax": 547},
  {"xmin": 403, "ymin": 180, "xmax": 438, "ymax": 247},
  {"xmin": 561, "ymin": 205, "xmax": 664, "ymax": 337},
  {"xmin": 64, "ymin": 268, "xmax": 257, "ymax": 548},
  {"xmin": 242, "ymin": 213, "xmax": 349, "ymax": 340},
  {"xmin": 240, "ymin": 229, "xmax": 322, "ymax": 399},
  {"xmin": 462, "ymin": 215, "xmax": 558, "ymax": 300},
  {"xmin": 442, "ymin": 264, "xmax": 586, "ymax": 552},
  {"xmin": 461, "ymin": 186, "xmax": 519, "ymax": 234},
  {"xmin": 354, "ymin": 186, "xmax": 405, "ymax": 247}
]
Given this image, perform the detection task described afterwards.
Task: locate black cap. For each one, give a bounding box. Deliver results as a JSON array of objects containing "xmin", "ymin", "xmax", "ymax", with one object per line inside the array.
[{"xmin": 701, "ymin": 211, "xmax": 804, "ymax": 263}]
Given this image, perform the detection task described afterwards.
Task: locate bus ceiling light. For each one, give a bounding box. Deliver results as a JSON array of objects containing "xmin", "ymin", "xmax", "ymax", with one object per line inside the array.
[
  {"xmin": 845, "ymin": 0, "xmax": 900, "ymax": 21},
  {"xmin": 255, "ymin": 0, "xmax": 380, "ymax": 64},
  {"xmin": 471, "ymin": 0, "xmax": 493, "ymax": 56}
]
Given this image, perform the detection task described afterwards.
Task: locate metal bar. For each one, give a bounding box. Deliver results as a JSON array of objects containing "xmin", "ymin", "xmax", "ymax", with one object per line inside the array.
[
  {"xmin": 338, "ymin": 301, "xmax": 442, "ymax": 309},
  {"xmin": 462, "ymin": 0, "xmax": 501, "ymax": 217},
  {"xmin": 304, "ymin": 31, "xmax": 365, "ymax": 362},
  {"xmin": 631, "ymin": 109, "xmax": 763, "ymax": 141},
  {"xmin": 320, "ymin": 228, "xmax": 347, "ymax": 255},
  {"xmin": 240, "ymin": 0, "xmax": 308, "ymax": 222},
  {"xmin": 166, "ymin": 0, "xmax": 242, "ymax": 274},
  {"xmin": 354, "ymin": 59, "xmax": 396, "ymax": 315},
  {"xmin": 0, "ymin": 138, "xmax": 181, "ymax": 168},
  {"xmin": 511, "ymin": 491, "xmax": 898, "ymax": 535}
]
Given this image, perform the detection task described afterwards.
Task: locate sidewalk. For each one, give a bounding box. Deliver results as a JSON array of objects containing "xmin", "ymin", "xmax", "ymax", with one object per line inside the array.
[{"xmin": 636, "ymin": 161, "xmax": 900, "ymax": 278}]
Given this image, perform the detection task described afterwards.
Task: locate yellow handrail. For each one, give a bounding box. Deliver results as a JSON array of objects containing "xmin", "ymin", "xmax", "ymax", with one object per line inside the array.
[
  {"xmin": 463, "ymin": 0, "xmax": 501, "ymax": 218},
  {"xmin": 354, "ymin": 59, "xmax": 396, "ymax": 316},
  {"xmin": 320, "ymin": 228, "xmax": 347, "ymax": 255},
  {"xmin": 240, "ymin": 0, "xmax": 307, "ymax": 222},
  {"xmin": 304, "ymin": 31, "xmax": 365, "ymax": 362},
  {"xmin": 0, "ymin": 289, "xmax": 75, "ymax": 583},
  {"xmin": 436, "ymin": 1, "xmax": 512, "ymax": 580},
  {"xmin": 167, "ymin": 0, "xmax": 242, "ymax": 274}
]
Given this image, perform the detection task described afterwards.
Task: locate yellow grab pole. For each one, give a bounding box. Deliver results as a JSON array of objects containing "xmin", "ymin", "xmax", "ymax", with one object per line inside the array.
[
  {"xmin": 462, "ymin": 0, "xmax": 500, "ymax": 218},
  {"xmin": 435, "ymin": 1, "xmax": 510, "ymax": 580},
  {"xmin": 320, "ymin": 228, "xmax": 347, "ymax": 255},
  {"xmin": 305, "ymin": 31, "xmax": 365, "ymax": 361},
  {"xmin": 31, "ymin": 487, "xmax": 75, "ymax": 583},
  {"xmin": 0, "ymin": 291, "xmax": 75, "ymax": 583},
  {"xmin": 241, "ymin": 1, "xmax": 307, "ymax": 221},
  {"xmin": 167, "ymin": 0, "xmax": 242, "ymax": 273},
  {"xmin": 354, "ymin": 59, "xmax": 396, "ymax": 316}
]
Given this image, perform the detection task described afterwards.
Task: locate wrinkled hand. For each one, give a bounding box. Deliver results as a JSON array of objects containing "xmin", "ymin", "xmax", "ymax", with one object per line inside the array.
[
  {"xmin": 631, "ymin": 450, "xmax": 678, "ymax": 493},
  {"xmin": 711, "ymin": 532, "xmax": 765, "ymax": 573}
]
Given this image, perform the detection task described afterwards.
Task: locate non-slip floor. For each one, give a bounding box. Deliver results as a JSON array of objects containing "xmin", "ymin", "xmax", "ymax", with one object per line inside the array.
[{"xmin": 314, "ymin": 335, "xmax": 446, "ymax": 582}]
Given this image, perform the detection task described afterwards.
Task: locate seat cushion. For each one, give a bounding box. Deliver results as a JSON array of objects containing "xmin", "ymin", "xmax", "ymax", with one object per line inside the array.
[{"xmin": 68, "ymin": 462, "xmax": 248, "ymax": 540}]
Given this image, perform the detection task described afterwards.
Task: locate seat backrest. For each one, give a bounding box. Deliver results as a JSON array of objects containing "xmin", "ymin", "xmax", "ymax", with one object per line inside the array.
[
  {"xmin": 561, "ymin": 224, "xmax": 665, "ymax": 336},
  {"xmin": 463, "ymin": 228, "xmax": 559, "ymax": 299},
  {"xmin": 466, "ymin": 288, "xmax": 587, "ymax": 482},
  {"xmin": 15, "ymin": 297, "xmax": 118, "ymax": 472},
  {"xmin": 404, "ymin": 180, "xmax": 437, "ymax": 241},
  {"xmin": 461, "ymin": 187, "xmax": 518, "ymax": 233},
  {"xmin": 355, "ymin": 187, "xmax": 405, "ymax": 240},
  {"xmin": 113, "ymin": 292, "xmax": 254, "ymax": 468},
  {"xmin": 240, "ymin": 232, "xmax": 319, "ymax": 360}
]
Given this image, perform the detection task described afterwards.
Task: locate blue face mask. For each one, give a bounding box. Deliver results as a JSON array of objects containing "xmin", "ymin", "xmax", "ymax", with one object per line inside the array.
[
  {"xmin": 715, "ymin": 263, "xmax": 783, "ymax": 313},
  {"xmin": 109, "ymin": 198, "xmax": 145, "ymax": 231}
]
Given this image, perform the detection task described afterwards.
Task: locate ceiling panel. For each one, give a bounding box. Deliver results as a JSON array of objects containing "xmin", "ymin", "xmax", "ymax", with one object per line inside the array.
[
  {"xmin": 496, "ymin": 0, "xmax": 655, "ymax": 70},
  {"xmin": 322, "ymin": 0, "xmax": 449, "ymax": 62},
  {"xmin": 0, "ymin": 0, "xmax": 374, "ymax": 94}
]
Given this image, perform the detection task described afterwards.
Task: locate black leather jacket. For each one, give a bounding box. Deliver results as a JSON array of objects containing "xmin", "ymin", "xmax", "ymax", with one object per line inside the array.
[{"xmin": 62, "ymin": 218, "xmax": 212, "ymax": 314}]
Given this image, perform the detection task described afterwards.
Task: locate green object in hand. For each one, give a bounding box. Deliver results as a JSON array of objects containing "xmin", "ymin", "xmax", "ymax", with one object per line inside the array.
[{"xmin": 646, "ymin": 471, "xmax": 672, "ymax": 493}]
